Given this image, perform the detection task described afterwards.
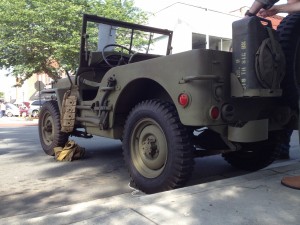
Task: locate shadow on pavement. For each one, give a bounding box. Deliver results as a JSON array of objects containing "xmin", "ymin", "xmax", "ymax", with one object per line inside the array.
[{"xmin": 1, "ymin": 127, "xmax": 298, "ymax": 219}]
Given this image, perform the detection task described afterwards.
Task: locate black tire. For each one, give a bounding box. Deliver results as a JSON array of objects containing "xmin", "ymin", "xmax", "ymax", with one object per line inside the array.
[
  {"xmin": 277, "ymin": 13, "xmax": 300, "ymax": 109},
  {"xmin": 122, "ymin": 100, "xmax": 194, "ymax": 194},
  {"xmin": 222, "ymin": 131, "xmax": 285, "ymax": 171},
  {"xmin": 38, "ymin": 100, "xmax": 69, "ymax": 156}
]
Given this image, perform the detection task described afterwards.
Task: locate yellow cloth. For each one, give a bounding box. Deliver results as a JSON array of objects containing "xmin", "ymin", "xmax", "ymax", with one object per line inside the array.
[{"xmin": 54, "ymin": 140, "xmax": 85, "ymax": 161}]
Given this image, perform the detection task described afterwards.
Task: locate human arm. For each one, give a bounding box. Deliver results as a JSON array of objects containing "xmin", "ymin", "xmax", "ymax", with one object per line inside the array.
[
  {"xmin": 258, "ymin": 2, "xmax": 300, "ymax": 17},
  {"xmin": 248, "ymin": 1, "xmax": 265, "ymax": 14},
  {"xmin": 247, "ymin": 0, "xmax": 279, "ymax": 15}
]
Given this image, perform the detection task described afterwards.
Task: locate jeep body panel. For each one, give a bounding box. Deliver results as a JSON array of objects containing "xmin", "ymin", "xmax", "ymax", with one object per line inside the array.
[
  {"xmin": 76, "ymin": 48, "xmax": 286, "ymax": 140},
  {"xmin": 47, "ymin": 15, "xmax": 293, "ymax": 142},
  {"xmin": 75, "ymin": 49, "xmax": 227, "ymax": 137}
]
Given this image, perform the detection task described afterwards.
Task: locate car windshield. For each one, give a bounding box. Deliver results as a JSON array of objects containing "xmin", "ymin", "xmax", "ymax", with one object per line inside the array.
[
  {"xmin": 87, "ymin": 24, "xmax": 171, "ymax": 55},
  {"xmin": 80, "ymin": 14, "xmax": 173, "ymax": 67}
]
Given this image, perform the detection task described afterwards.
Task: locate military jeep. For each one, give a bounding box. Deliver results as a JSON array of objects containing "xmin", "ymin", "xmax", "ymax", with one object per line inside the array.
[{"xmin": 39, "ymin": 13, "xmax": 300, "ymax": 194}]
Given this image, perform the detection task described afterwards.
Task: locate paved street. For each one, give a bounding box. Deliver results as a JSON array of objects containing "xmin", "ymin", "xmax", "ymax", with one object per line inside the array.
[
  {"xmin": 0, "ymin": 117, "xmax": 299, "ymax": 220},
  {"xmin": 0, "ymin": 118, "xmax": 130, "ymax": 218}
]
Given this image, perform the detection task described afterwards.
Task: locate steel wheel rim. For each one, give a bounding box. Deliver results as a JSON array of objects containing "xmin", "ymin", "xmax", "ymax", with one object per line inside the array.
[
  {"xmin": 41, "ymin": 111, "xmax": 54, "ymax": 146},
  {"xmin": 130, "ymin": 118, "xmax": 168, "ymax": 178}
]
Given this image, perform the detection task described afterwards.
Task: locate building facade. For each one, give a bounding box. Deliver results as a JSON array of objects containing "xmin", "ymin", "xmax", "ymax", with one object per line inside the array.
[
  {"xmin": 149, "ymin": 3, "xmax": 282, "ymax": 53},
  {"xmin": 0, "ymin": 72, "xmax": 54, "ymax": 104}
]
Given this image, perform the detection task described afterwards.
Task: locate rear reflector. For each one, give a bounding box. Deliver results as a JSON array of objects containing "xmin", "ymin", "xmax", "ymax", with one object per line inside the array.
[
  {"xmin": 210, "ymin": 106, "xmax": 220, "ymax": 120},
  {"xmin": 178, "ymin": 93, "xmax": 189, "ymax": 108}
]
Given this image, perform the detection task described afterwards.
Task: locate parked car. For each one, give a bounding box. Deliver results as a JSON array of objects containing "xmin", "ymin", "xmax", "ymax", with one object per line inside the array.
[
  {"xmin": 5, "ymin": 103, "xmax": 20, "ymax": 117},
  {"xmin": 28, "ymin": 100, "xmax": 47, "ymax": 117}
]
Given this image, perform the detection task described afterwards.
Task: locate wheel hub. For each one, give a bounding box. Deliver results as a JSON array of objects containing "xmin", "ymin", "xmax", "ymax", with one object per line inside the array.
[
  {"xmin": 44, "ymin": 123, "xmax": 52, "ymax": 132},
  {"xmin": 142, "ymin": 135, "xmax": 159, "ymax": 159},
  {"xmin": 130, "ymin": 119, "xmax": 168, "ymax": 178}
]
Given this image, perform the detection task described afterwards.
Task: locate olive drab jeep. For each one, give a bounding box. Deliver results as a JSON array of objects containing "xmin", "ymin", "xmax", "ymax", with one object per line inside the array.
[{"xmin": 39, "ymin": 13, "xmax": 300, "ymax": 194}]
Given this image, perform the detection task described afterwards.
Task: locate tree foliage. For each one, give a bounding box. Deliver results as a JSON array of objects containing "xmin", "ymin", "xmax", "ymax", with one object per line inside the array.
[{"xmin": 0, "ymin": 0, "xmax": 147, "ymax": 83}]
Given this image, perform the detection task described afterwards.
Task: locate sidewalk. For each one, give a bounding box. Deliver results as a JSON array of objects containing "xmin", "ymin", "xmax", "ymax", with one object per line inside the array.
[
  {"xmin": 0, "ymin": 116, "xmax": 38, "ymax": 127},
  {"xmin": 1, "ymin": 159, "xmax": 300, "ymax": 225}
]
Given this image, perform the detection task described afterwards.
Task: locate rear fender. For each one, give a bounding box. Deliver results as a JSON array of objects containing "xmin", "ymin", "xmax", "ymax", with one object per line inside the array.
[{"xmin": 108, "ymin": 49, "xmax": 232, "ymax": 127}]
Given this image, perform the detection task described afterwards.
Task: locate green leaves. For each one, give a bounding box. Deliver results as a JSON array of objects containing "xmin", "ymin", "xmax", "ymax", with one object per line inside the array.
[{"xmin": 0, "ymin": 0, "xmax": 147, "ymax": 82}]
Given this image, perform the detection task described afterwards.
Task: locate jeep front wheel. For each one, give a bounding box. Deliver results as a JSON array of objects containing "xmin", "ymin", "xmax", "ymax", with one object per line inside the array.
[
  {"xmin": 122, "ymin": 100, "xmax": 194, "ymax": 194},
  {"xmin": 38, "ymin": 100, "xmax": 69, "ymax": 156}
]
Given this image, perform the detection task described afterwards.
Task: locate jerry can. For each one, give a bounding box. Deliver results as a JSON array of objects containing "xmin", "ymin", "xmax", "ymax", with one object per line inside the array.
[{"xmin": 231, "ymin": 16, "xmax": 285, "ymax": 97}]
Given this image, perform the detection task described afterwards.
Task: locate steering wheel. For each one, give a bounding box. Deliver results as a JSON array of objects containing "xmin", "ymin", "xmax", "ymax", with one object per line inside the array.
[{"xmin": 102, "ymin": 44, "xmax": 134, "ymax": 67}]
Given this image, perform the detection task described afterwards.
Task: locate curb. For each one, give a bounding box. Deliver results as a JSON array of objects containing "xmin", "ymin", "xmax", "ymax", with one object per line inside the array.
[{"xmin": 1, "ymin": 161, "xmax": 299, "ymax": 225}]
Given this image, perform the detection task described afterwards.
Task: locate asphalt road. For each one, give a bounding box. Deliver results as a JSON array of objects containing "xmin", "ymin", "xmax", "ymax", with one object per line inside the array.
[{"xmin": 0, "ymin": 121, "xmax": 299, "ymax": 218}]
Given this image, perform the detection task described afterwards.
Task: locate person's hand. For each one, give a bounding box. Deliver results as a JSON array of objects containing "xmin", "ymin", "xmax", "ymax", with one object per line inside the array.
[{"xmin": 257, "ymin": 7, "xmax": 278, "ymax": 17}]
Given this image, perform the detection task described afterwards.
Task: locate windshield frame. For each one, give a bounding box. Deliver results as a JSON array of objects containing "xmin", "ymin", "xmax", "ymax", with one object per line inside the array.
[{"xmin": 78, "ymin": 14, "xmax": 173, "ymax": 69}]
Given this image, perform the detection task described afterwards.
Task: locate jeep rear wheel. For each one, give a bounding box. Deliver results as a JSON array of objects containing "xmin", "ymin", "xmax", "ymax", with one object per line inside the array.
[
  {"xmin": 38, "ymin": 100, "xmax": 69, "ymax": 156},
  {"xmin": 122, "ymin": 100, "xmax": 194, "ymax": 194},
  {"xmin": 222, "ymin": 131, "xmax": 284, "ymax": 171}
]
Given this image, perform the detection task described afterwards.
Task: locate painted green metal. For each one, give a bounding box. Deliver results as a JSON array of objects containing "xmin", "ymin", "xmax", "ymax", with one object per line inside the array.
[{"xmin": 48, "ymin": 14, "xmax": 294, "ymax": 147}]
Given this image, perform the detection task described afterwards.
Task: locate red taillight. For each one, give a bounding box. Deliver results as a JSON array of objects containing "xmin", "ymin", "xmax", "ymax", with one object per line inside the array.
[
  {"xmin": 178, "ymin": 93, "xmax": 189, "ymax": 108},
  {"xmin": 210, "ymin": 106, "xmax": 220, "ymax": 120}
]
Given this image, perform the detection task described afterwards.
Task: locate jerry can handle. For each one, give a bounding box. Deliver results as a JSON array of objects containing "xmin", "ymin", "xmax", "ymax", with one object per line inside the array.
[{"xmin": 258, "ymin": 17, "xmax": 272, "ymax": 28}]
